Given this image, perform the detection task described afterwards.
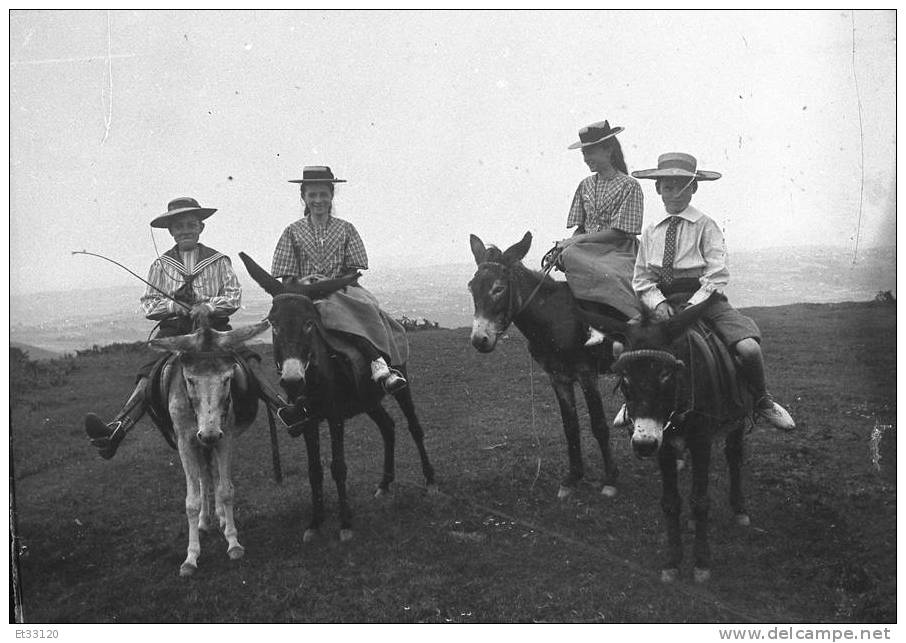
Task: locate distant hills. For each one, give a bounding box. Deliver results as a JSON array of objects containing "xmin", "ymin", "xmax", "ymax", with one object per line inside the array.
[
  {"xmin": 9, "ymin": 245, "xmax": 895, "ymax": 355},
  {"xmin": 10, "ymin": 342, "xmax": 63, "ymax": 361}
]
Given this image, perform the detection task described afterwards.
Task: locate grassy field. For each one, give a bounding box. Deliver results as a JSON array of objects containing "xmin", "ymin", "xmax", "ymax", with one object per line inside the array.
[{"xmin": 10, "ymin": 301, "xmax": 896, "ymax": 623}]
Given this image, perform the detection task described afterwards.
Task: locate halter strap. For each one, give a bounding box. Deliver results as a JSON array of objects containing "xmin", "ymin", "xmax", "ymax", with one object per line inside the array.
[{"xmin": 476, "ymin": 246, "xmax": 562, "ymax": 322}]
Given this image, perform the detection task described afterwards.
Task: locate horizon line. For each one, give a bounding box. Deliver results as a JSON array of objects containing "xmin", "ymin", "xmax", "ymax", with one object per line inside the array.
[{"xmin": 10, "ymin": 242, "xmax": 897, "ymax": 298}]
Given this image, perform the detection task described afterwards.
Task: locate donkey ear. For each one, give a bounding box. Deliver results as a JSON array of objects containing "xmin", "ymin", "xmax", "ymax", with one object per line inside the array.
[
  {"xmin": 501, "ymin": 231, "xmax": 532, "ymax": 264},
  {"xmin": 299, "ymin": 273, "xmax": 361, "ymax": 300},
  {"xmin": 239, "ymin": 252, "xmax": 284, "ymax": 297},
  {"xmin": 149, "ymin": 330, "xmax": 202, "ymax": 354},
  {"xmin": 469, "ymin": 234, "xmax": 488, "ymax": 265},
  {"xmin": 213, "ymin": 320, "xmax": 271, "ymax": 350}
]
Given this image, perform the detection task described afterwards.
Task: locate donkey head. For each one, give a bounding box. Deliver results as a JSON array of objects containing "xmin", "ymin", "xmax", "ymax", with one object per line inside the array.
[
  {"xmin": 149, "ymin": 321, "xmax": 269, "ymax": 445},
  {"xmin": 467, "ymin": 231, "xmax": 531, "ymax": 352},
  {"xmin": 238, "ymin": 252, "xmax": 359, "ymax": 401},
  {"xmin": 610, "ymin": 299, "xmax": 713, "ymax": 458}
]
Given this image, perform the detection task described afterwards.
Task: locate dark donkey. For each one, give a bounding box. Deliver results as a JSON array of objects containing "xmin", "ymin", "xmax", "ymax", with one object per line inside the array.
[
  {"xmin": 588, "ymin": 297, "xmax": 752, "ymax": 583},
  {"xmin": 239, "ymin": 253, "xmax": 436, "ymax": 543},
  {"xmin": 468, "ymin": 232, "xmax": 624, "ymax": 499}
]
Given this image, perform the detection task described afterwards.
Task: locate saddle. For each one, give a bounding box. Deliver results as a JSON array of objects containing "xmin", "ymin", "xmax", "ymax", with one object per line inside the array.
[
  {"xmin": 681, "ymin": 319, "xmax": 752, "ymax": 425},
  {"xmin": 145, "ymin": 352, "xmax": 261, "ymax": 450}
]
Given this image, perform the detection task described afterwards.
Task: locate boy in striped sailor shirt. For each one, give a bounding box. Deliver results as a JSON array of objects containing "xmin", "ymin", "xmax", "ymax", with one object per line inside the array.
[{"xmin": 84, "ymin": 197, "xmax": 282, "ymax": 459}]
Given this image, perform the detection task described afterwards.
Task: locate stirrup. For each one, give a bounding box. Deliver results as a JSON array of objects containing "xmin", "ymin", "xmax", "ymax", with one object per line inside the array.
[{"xmin": 276, "ymin": 404, "xmax": 317, "ymax": 437}]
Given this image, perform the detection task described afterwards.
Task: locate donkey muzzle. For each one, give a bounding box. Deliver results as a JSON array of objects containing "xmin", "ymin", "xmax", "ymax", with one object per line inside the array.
[
  {"xmin": 471, "ymin": 317, "xmax": 501, "ymax": 353},
  {"xmin": 279, "ymin": 357, "xmax": 308, "ymax": 401},
  {"xmin": 631, "ymin": 417, "xmax": 665, "ymax": 458},
  {"xmin": 196, "ymin": 428, "xmax": 223, "ymax": 445}
]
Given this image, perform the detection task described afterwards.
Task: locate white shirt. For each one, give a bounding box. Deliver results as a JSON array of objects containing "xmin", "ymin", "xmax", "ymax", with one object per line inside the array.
[{"xmin": 632, "ymin": 204, "xmax": 730, "ymax": 310}]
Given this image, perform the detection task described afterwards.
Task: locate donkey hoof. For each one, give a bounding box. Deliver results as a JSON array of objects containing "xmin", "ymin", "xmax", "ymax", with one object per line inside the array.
[
  {"xmin": 302, "ymin": 528, "xmax": 319, "ymax": 544},
  {"xmin": 660, "ymin": 568, "xmax": 679, "ymax": 583},
  {"xmin": 179, "ymin": 562, "xmax": 197, "ymax": 577},
  {"xmin": 557, "ymin": 485, "xmax": 575, "ymax": 500},
  {"xmin": 735, "ymin": 513, "xmax": 751, "ymax": 527},
  {"xmin": 600, "ymin": 485, "xmax": 618, "ymax": 498},
  {"xmin": 227, "ymin": 545, "xmax": 245, "ymax": 560},
  {"xmin": 694, "ymin": 567, "xmax": 711, "ymax": 583},
  {"xmin": 339, "ymin": 529, "xmax": 354, "ymax": 543},
  {"xmin": 374, "ymin": 487, "xmax": 390, "ymax": 499},
  {"xmin": 425, "ymin": 483, "xmax": 440, "ymax": 497}
]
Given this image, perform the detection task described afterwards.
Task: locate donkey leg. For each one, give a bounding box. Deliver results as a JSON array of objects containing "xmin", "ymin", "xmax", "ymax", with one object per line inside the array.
[
  {"xmin": 213, "ymin": 435, "xmax": 244, "ymax": 560},
  {"xmin": 578, "ymin": 371, "xmax": 619, "ymax": 497},
  {"xmin": 689, "ymin": 434, "xmax": 713, "ymax": 582},
  {"xmin": 658, "ymin": 441, "xmax": 683, "ymax": 582},
  {"xmin": 725, "ymin": 421, "xmax": 750, "ymax": 526},
  {"xmin": 178, "ymin": 445, "xmax": 203, "ymax": 577},
  {"xmin": 366, "ymin": 405, "xmax": 396, "ymax": 497},
  {"xmin": 549, "ymin": 374, "xmax": 583, "ymax": 499},
  {"xmin": 393, "ymin": 383, "xmax": 437, "ymax": 490},
  {"xmin": 328, "ymin": 418, "xmax": 353, "ymax": 542},
  {"xmin": 301, "ymin": 425, "xmax": 324, "ymax": 543},
  {"xmin": 198, "ymin": 449, "xmax": 216, "ymax": 532}
]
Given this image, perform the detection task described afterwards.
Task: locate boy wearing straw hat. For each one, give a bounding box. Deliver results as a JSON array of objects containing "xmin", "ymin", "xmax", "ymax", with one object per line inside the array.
[
  {"xmin": 84, "ymin": 197, "xmax": 285, "ymax": 458},
  {"xmin": 627, "ymin": 153, "xmax": 795, "ymax": 431}
]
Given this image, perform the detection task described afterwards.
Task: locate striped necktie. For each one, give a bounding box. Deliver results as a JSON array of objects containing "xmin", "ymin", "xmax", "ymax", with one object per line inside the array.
[{"xmin": 661, "ymin": 216, "xmax": 681, "ymax": 286}]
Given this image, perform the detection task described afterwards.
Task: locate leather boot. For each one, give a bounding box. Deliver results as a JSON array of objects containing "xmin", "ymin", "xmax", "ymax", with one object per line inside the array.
[
  {"xmin": 84, "ymin": 378, "xmax": 150, "ymax": 459},
  {"xmin": 370, "ymin": 357, "xmax": 407, "ymax": 394}
]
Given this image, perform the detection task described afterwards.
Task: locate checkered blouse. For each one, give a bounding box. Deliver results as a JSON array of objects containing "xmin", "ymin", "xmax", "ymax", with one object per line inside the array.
[
  {"xmin": 566, "ymin": 172, "xmax": 644, "ymax": 235},
  {"xmin": 271, "ymin": 215, "xmax": 368, "ymax": 279}
]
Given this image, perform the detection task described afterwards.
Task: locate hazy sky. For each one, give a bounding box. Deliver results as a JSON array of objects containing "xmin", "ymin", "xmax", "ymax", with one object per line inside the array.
[{"xmin": 9, "ymin": 9, "xmax": 896, "ymax": 295}]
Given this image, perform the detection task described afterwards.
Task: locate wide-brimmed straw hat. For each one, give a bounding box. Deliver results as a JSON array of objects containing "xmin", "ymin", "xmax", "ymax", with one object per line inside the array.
[
  {"xmin": 567, "ymin": 120, "xmax": 624, "ymax": 150},
  {"xmin": 150, "ymin": 197, "xmax": 217, "ymax": 228},
  {"xmin": 288, "ymin": 166, "xmax": 347, "ymax": 184},
  {"xmin": 631, "ymin": 152, "xmax": 722, "ymax": 181}
]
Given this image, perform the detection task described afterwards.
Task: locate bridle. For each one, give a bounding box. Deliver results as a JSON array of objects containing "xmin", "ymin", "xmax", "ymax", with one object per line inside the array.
[
  {"xmin": 268, "ymin": 292, "xmax": 324, "ymax": 377},
  {"xmin": 612, "ymin": 346, "xmax": 695, "ymax": 438},
  {"xmin": 473, "ymin": 248, "xmax": 562, "ymax": 328},
  {"xmin": 177, "ymin": 350, "xmax": 237, "ymax": 420}
]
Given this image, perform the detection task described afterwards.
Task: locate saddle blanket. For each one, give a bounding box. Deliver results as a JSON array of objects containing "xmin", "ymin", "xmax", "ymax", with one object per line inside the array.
[{"xmin": 314, "ymin": 283, "xmax": 409, "ymax": 366}]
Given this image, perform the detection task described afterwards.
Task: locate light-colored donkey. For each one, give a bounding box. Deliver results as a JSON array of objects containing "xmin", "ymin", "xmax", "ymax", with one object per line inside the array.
[{"xmin": 149, "ymin": 320, "xmax": 269, "ymax": 577}]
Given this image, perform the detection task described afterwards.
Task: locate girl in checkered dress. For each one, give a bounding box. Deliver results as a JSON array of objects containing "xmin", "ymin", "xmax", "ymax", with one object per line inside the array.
[
  {"xmin": 558, "ymin": 121, "xmax": 644, "ymax": 346},
  {"xmin": 271, "ymin": 167, "xmax": 409, "ymax": 399}
]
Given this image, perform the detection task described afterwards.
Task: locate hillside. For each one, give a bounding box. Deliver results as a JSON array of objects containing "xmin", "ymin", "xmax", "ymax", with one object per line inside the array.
[
  {"xmin": 10, "ymin": 301, "xmax": 896, "ymax": 623},
  {"xmin": 10, "ymin": 342, "xmax": 63, "ymax": 361}
]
